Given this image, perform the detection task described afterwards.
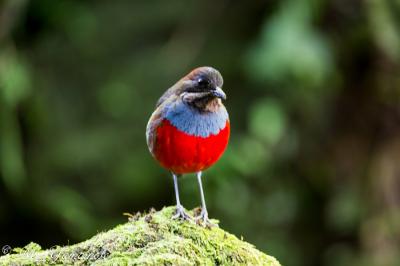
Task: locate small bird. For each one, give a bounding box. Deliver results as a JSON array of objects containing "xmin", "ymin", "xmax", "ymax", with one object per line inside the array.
[{"xmin": 146, "ymin": 66, "xmax": 230, "ymax": 224}]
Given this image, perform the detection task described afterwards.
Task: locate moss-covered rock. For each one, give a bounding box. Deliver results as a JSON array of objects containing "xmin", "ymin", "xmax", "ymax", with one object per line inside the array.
[{"xmin": 0, "ymin": 207, "xmax": 281, "ymax": 265}]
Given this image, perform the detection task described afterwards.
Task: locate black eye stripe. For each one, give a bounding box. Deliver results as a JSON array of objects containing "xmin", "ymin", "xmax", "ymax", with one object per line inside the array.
[
  {"xmin": 185, "ymin": 77, "xmax": 214, "ymax": 93},
  {"xmin": 197, "ymin": 78, "xmax": 210, "ymax": 88}
]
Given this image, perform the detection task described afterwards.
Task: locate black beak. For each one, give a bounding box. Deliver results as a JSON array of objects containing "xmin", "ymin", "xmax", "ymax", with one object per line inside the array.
[{"xmin": 211, "ymin": 87, "xmax": 226, "ymax": 100}]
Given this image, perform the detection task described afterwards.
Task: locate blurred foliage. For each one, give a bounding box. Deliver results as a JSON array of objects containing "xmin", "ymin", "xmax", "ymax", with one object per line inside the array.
[{"xmin": 1, "ymin": 1, "xmax": 400, "ymax": 266}]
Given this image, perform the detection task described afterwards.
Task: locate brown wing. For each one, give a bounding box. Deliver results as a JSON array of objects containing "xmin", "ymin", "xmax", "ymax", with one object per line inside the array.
[
  {"xmin": 148, "ymin": 78, "xmax": 184, "ymax": 154},
  {"xmin": 146, "ymin": 105, "xmax": 164, "ymax": 156}
]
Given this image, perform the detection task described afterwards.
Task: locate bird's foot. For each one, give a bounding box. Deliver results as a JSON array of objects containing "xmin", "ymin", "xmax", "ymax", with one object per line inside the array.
[
  {"xmin": 194, "ymin": 209, "xmax": 217, "ymax": 228},
  {"xmin": 172, "ymin": 205, "xmax": 192, "ymax": 221}
]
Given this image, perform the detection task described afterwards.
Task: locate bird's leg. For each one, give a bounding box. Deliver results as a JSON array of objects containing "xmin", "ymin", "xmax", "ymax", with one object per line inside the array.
[
  {"xmin": 171, "ymin": 173, "xmax": 192, "ymax": 220},
  {"xmin": 195, "ymin": 171, "xmax": 214, "ymax": 226}
]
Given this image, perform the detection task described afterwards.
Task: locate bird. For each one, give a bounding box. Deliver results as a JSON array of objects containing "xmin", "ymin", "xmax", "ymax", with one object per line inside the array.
[{"xmin": 146, "ymin": 66, "xmax": 230, "ymax": 225}]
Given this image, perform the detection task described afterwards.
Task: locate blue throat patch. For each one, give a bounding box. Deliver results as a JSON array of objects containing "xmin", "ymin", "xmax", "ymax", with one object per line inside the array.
[{"xmin": 164, "ymin": 102, "xmax": 229, "ymax": 137}]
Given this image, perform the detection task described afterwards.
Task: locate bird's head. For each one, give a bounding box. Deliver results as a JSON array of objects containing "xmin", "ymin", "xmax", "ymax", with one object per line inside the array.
[{"xmin": 178, "ymin": 67, "xmax": 226, "ymax": 111}]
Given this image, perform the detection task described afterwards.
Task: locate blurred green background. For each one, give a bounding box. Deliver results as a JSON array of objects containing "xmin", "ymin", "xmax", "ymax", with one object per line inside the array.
[{"xmin": 1, "ymin": 0, "xmax": 400, "ymax": 265}]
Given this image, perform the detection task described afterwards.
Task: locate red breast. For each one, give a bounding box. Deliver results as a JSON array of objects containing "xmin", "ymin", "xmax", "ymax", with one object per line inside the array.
[{"xmin": 153, "ymin": 119, "xmax": 230, "ymax": 174}]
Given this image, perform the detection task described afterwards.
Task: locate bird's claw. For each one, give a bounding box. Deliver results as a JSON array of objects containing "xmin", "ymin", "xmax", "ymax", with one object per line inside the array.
[
  {"xmin": 172, "ymin": 205, "xmax": 192, "ymax": 221},
  {"xmin": 194, "ymin": 209, "xmax": 216, "ymax": 227}
]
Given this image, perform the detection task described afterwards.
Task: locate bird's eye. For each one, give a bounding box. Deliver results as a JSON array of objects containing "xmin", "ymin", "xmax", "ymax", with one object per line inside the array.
[{"xmin": 197, "ymin": 78, "xmax": 210, "ymax": 88}]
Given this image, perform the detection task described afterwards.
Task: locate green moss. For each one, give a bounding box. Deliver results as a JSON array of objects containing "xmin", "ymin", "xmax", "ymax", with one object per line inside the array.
[{"xmin": 0, "ymin": 207, "xmax": 281, "ymax": 265}]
